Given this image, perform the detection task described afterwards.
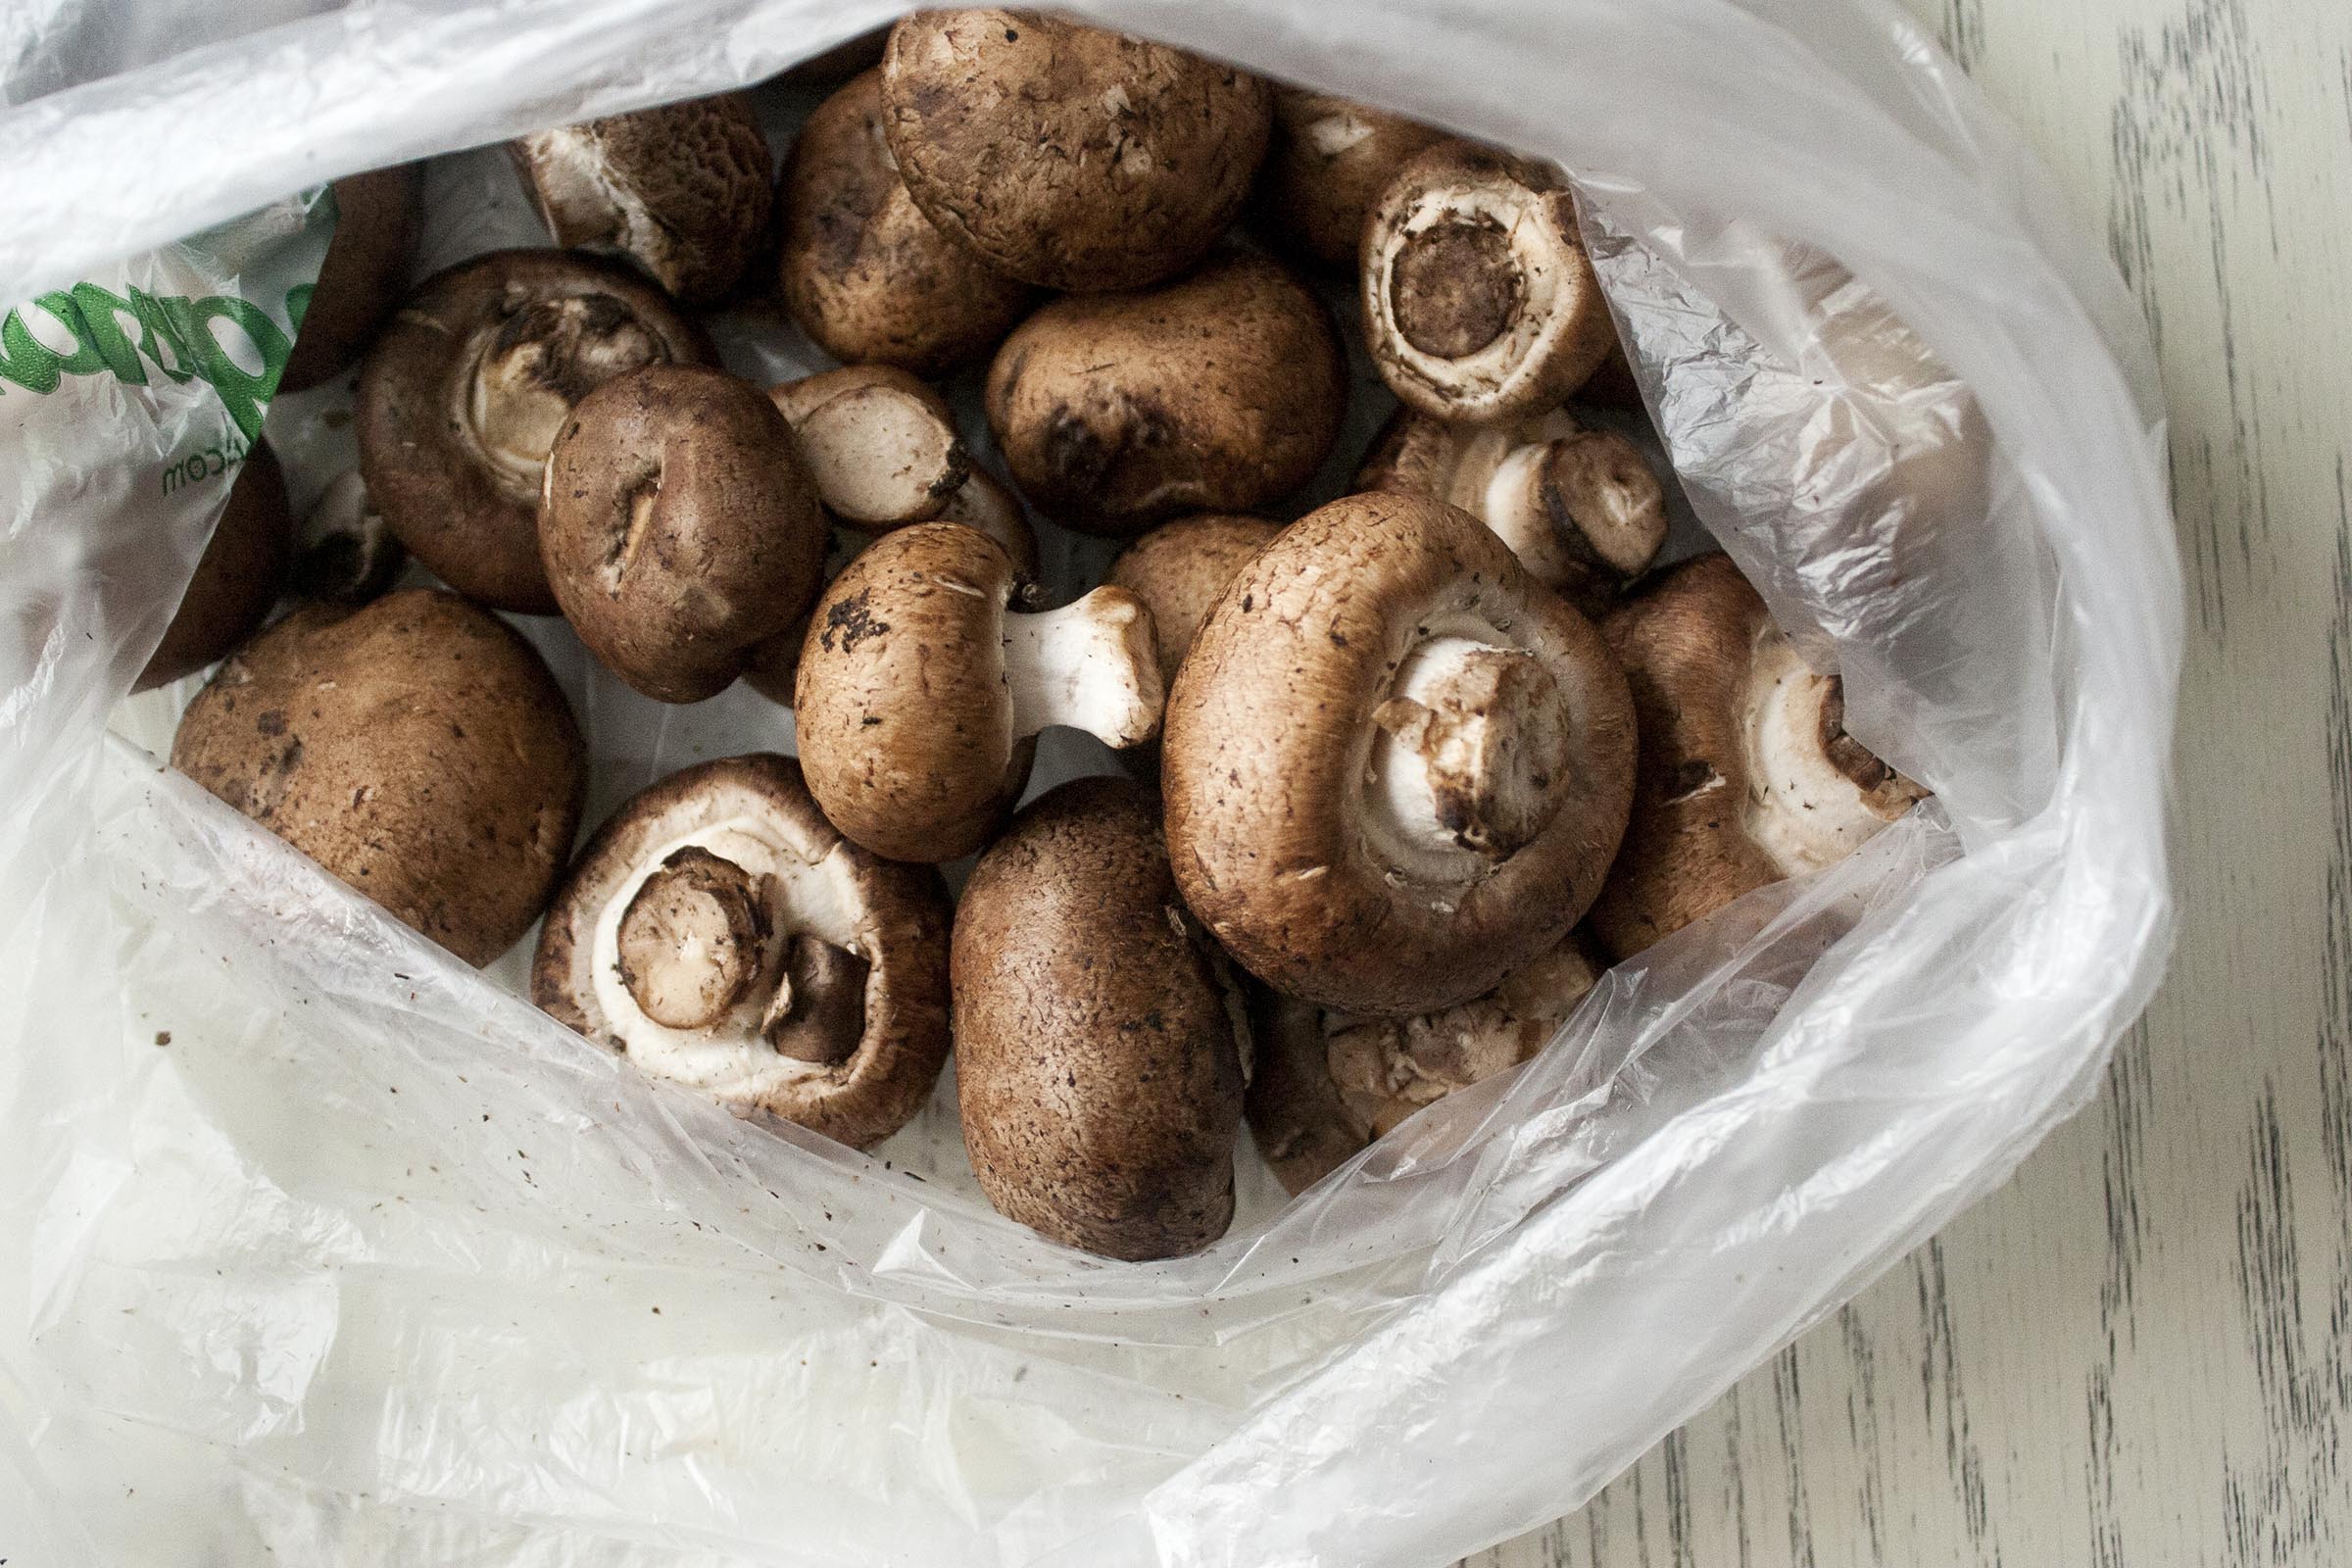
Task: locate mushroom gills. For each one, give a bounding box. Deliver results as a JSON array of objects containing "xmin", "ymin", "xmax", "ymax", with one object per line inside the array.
[
  {"xmin": 1000, "ymin": 586, "xmax": 1166, "ymax": 748},
  {"xmin": 1740, "ymin": 631, "xmax": 1927, "ymax": 875},
  {"xmin": 590, "ymin": 815, "xmax": 871, "ymax": 1093},
  {"xmin": 466, "ymin": 295, "xmax": 672, "ymax": 496},
  {"xmin": 1367, "ymin": 624, "xmax": 1576, "ymax": 872}
]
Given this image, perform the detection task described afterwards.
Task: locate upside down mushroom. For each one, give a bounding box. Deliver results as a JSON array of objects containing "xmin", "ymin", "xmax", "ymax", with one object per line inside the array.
[
  {"xmin": 1249, "ymin": 931, "xmax": 1605, "ymax": 1196},
  {"xmin": 357, "ymin": 249, "xmax": 711, "ymax": 612},
  {"xmin": 1362, "ymin": 140, "xmax": 1617, "ymax": 425},
  {"xmin": 533, "ymin": 754, "xmax": 954, "ymax": 1150},
  {"xmin": 1163, "ymin": 491, "xmax": 1636, "ymax": 1018},
  {"xmin": 793, "ymin": 521, "xmax": 1162, "ymax": 862},
  {"xmin": 1589, "ymin": 554, "xmax": 1929, "ymax": 959},
  {"xmin": 953, "ymin": 776, "xmax": 1248, "ymax": 1259}
]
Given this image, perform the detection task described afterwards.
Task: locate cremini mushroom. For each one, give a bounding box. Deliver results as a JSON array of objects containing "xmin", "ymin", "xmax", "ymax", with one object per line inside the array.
[
  {"xmin": 170, "ymin": 589, "xmax": 586, "ymax": 965},
  {"xmin": 1105, "ymin": 514, "xmax": 1282, "ymax": 689},
  {"xmin": 1249, "ymin": 930, "xmax": 1603, "ymax": 1195},
  {"xmin": 357, "ymin": 249, "xmax": 711, "ymax": 612},
  {"xmin": 1356, "ymin": 406, "xmax": 1667, "ymax": 612},
  {"xmin": 512, "ymin": 94, "xmax": 774, "ymax": 306},
  {"xmin": 533, "ymin": 754, "xmax": 953, "ymax": 1150},
  {"xmin": 1253, "ymin": 87, "xmax": 1444, "ymax": 270},
  {"xmin": 290, "ymin": 469, "xmax": 405, "ymax": 606},
  {"xmin": 1589, "ymin": 553, "xmax": 1929, "ymax": 959},
  {"xmin": 136, "ymin": 443, "xmax": 292, "ymax": 692},
  {"xmin": 953, "ymin": 776, "xmax": 1248, "ymax": 1259},
  {"xmin": 539, "ymin": 365, "xmax": 826, "ymax": 703},
  {"xmin": 1362, "ymin": 139, "xmax": 1616, "ymax": 425},
  {"xmin": 279, "ymin": 164, "xmax": 425, "ymax": 394},
  {"xmin": 1163, "ymin": 491, "xmax": 1636, "ymax": 1017},
  {"xmin": 985, "ymin": 252, "xmax": 1345, "ymax": 534},
  {"xmin": 777, "ymin": 70, "xmax": 1037, "ymax": 375},
  {"xmin": 741, "ymin": 466, "xmax": 1035, "ymax": 707},
  {"xmin": 769, "ymin": 365, "xmax": 969, "ymax": 530},
  {"xmin": 794, "ymin": 521, "xmax": 1161, "ymax": 862},
  {"xmin": 880, "ymin": 10, "xmax": 1272, "ymax": 292}
]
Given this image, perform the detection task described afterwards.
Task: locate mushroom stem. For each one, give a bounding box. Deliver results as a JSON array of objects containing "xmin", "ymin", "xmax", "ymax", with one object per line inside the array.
[
  {"xmin": 1369, "ymin": 635, "xmax": 1574, "ymax": 865},
  {"xmin": 1002, "ymin": 586, "xmax": 1166, "ymax": 748},
  {"xmin": 762, "ymin": 934, "xmax": 871, "ymax": 1064},
  {"xmin": 614, "ymin": 847, "xmax": 773, "ymax": 1030},
  {"xmin": 1482, "ymin": 431, "xmax": 1669, "ymax": 584},
  {"xmin": 1742, "ymin": 635, "xmax": 1926, "ymax": 875}
]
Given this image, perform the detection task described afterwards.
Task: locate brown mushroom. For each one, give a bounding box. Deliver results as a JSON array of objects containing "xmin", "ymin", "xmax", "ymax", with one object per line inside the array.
[
  {"xmin": 1104, "ymin": 514, "xmax": 1282, "ymax": 689},
  {"xmin": 741, "ymin": 466, "xmax": 1036, "ymax": 707},
  {"xmin": 1362, "ymin": 140, "xmax": 1616, "ymax": 425},
  {"xmin": 170, "ymin": 588, "xmax": 586, "ymax": 965},
  {"xmin": 1589, "ymin": 554, "xmax": 1930, "ymax": 959},
  {"xmin": 136, "ymin": 443, "xmax": 292, "ymax": 692},
  {"xmin": 532, "ymin": 754, "xmax": 953, "ymax": 1150},
  {"xmin": 985, "ymin": 252, "xmax": 1346, "ymax": 535},
  {"xmin": 794, "ymin": 521, "xmax": 1161, "ymax": 862},
  {"xmin": 1249, "ymin": 930, "xmax": 1604, "ymax": 1195},
  {"xmin": 512, "ymin": 93, "xmax": 774, "ymax": 306},
  {"xmin": 777, "ymin": 70, "xmax": 1037, "ymax": 376},
  {"xmin": 1252, "ymin": 87, "xmax": 1445, "ymax": 270},
  {"xmin": 279, "ymin": 165, "xmax": 425, "ymax": 394},
  {"xmin": 1163, "ymin": 491, "xmax": 1636, "ymax": 1017},
  {"xmin": 768, "ymin": 365, "xmax": 969, "ymax": 530},
  {"xmin": 1356, "ymin": 406, "xmax": 1666, "ymax": 613},
  {"xmin": 538, "ymin": 365, "xmax": 826, "ymax": 704},
  {"xmin": 880, "ymin": 10, "xmax": 1272, "ymax": 292},
  {"xmin": 289, "ymin": 469, "xmax": 405, "ymax": 606},
  {"xmin": 953, "ymin": 776, "xmax": 1247, "ymax": 1259},
  {"xmin": 357, "ymin": 249, "xmax": 712, "ymax": 613}
]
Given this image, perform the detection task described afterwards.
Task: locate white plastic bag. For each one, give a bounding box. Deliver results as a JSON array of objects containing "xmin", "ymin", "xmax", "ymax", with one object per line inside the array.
[{"xmin": 0, "ymin": 3, "xmax": 2180, "ymax": 1565}]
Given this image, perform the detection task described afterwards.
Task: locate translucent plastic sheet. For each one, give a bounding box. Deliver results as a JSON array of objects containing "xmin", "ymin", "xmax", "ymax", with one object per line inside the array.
[{"xmin": 0, "ymin": 3, "xmax": 2180, "ymax": 1565}]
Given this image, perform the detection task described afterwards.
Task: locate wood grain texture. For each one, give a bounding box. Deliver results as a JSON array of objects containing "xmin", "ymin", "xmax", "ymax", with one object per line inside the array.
[{"xmin": 1473, "ymin": 0, "xmax": 2352, "ymax": 1562}]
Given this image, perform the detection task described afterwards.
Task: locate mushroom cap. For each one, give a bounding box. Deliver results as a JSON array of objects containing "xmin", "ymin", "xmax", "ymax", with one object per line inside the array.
[
  {"xmin": 1361, "ymin": 139, "xmax": 1616, "ymax": 425},
  {"xmin": 357, "ymin": 249, "xmax": 712, "ymax": 614},
  {"xmin": 513, "ymin": 93, "xmax": 775, "ymax": 306},
  {"xmin": 170, "ymin": 588, "xmax": 586, "ymax": 965},
  {"xmin": 952, "ymin": 775, "xmax": 1247, "ymax": 1259},
  {"xmin": 539, "ymin": 365, "xmax": 826, "ymax": 703},
  {"xmin": 280, "ymin": 165, "xmax": 425, "ymax": 394},
  {"xmin": 137, "ymin": 443, "xmax": 292, "ymax": 692},
  {"xmin": 1252, "ymin": 87, "xmax": 1445, "ymax": 270},
  {"xmin": 532, "ymin": 753, "xmax": 953, "ymax": 1150},
  {"xmin": 741, "ymin": 467, "xmax": 1037, "ymax": 708},
  {"xmin": 1248, "ymin": 930, "xmax": 1603, "ymax": 1196},
  {"xmin": 793, "ymin": 521, "xmax": 1034, "ymax": 861},
  {"xmin": 1588, "ymin": 554, "xmax": 1929, "ymax": 959},
  {"xmin": 769, "ymin": 364, "xmax": 970, "ymax": 529},
  {"xmin": 1104, "ymin": 514, "xmax": 1282, "ymax": 688},
  {"xmin": 1163, "ymin": 491, "xmax": 1636, "ymax": 1017},
  {"xmin": 984, "ymin": 251, "xmax": 1346, "ymax": 535},
  {"xmin": 777, "ymin": 70, "xmax": 1038, "ymax": 376},
  {"xmin": 880, "ymin": 10, "xmax": 1272, "ymax": 292},
  {"xmin": 1355, "ymin": 405, "xmax": 1667, "ymax": 612}
]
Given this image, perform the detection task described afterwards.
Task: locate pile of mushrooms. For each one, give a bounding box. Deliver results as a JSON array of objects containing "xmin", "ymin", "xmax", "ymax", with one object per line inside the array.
[{"xmin": 155, "ymin": 7, "xmax": 1944, "ymax": 1265}]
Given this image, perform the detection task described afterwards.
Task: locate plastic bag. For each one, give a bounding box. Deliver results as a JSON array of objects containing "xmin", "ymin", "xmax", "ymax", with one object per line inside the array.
[{"xmin": 0, "ymin": 2, "xmax": 2180, "ymax": 1564}]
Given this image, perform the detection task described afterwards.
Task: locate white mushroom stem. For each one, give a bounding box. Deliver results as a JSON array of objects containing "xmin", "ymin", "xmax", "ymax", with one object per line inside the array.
[
  {"xmin": 1740, "ymin": 632, "xmax": 1925, "ymax": 875},
  {"xmin": 1002, "ymin": 586, "xmax": 1166, "ymax": 748},
  {"xmin": 1482, "ymin": 431, "xmax": 1668, "ymax": 586},
  {"xmin": 466, "ymin": 294, "xmax": 667, "ymax": 494},
  {"xmin": 1368, "ymin": 631, "xmax": 1574, "ymax": 868},
  {"xmin": 784, "ymin": 378, "xmax": 967, "ymax": 528}
]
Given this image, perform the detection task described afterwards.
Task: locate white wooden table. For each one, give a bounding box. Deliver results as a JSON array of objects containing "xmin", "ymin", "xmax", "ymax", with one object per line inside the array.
[{"xmin": 1479, "ymin": 0, "xmax": 2352, "ymax": 1562}]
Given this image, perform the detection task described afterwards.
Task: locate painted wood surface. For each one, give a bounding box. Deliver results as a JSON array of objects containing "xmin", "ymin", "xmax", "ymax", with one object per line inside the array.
[{"xmin": 1476, "ymin": 0, "xmax": 2352, "ymax": 1562}]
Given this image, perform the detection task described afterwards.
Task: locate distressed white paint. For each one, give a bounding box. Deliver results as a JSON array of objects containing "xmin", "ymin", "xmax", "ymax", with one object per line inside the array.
[{"xmin": 1476, "ymin": 0, "xmax": 2352, "ymax": 1562}]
